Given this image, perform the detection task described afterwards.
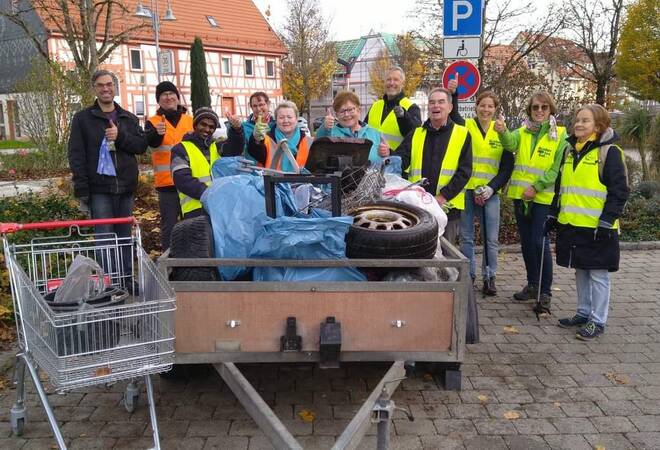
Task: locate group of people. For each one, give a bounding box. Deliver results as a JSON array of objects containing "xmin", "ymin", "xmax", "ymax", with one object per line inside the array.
[{"xmin": 68, "ymin": 66, "xmax": 629, "ymax": 341}]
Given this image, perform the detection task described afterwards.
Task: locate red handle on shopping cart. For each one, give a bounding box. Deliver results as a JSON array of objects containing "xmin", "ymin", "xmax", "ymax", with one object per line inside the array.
[{"xmin": 0, "ymin": 217, "xmax": 136, "ymax": 234}]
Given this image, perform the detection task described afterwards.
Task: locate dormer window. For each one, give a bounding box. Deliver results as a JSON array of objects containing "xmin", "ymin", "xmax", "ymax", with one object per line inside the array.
[{"xmin": 206, "ymin": 15, "xmax": 218, "ymax": 27}]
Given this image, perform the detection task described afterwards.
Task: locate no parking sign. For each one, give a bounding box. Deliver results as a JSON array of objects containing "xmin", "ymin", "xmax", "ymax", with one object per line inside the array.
[{"xmin": 442, "ymin": 60, "xmax": 481, "ymax": 101}]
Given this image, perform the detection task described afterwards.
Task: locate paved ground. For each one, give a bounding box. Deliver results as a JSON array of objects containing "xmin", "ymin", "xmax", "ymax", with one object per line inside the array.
[{"xmin": 1, "ymin": 249, "xmax": 659, "ymax": 449}]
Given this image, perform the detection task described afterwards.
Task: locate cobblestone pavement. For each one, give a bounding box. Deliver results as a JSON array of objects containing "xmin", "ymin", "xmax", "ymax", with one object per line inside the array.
[{"xmin": 1, "ymin": 249, "xmax": 659, "ymax": 449}]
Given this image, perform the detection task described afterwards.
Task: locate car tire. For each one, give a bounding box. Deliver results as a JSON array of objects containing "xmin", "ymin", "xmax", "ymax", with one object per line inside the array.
[
  {"xmin": 345, "ymin": 200, "xmax": 438, "ymax": 259},
  {"xmin": 169, "ymin": 215, "xmax": 218, "ymax": 281}
]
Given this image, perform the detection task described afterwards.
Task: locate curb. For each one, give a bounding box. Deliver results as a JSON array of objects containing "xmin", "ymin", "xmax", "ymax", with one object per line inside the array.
[{"xmin": 476, "ymin": 241, "xmax": 660, "ymax": 254}]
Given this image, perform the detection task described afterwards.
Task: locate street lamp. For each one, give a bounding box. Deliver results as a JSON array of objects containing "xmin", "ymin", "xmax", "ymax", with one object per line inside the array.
[{"xmin": 135, "ymin": 0, "xmax": 176, "ymax": 82}]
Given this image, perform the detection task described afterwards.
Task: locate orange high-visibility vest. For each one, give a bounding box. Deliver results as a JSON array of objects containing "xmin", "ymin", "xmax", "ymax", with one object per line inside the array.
[
  {"xmin": 263, "ymin": 135, "xmax": 312, "ymax": 170},
  {"xmin": 148, "ymin": 114, "xmax": 194, "ymax": 188}
]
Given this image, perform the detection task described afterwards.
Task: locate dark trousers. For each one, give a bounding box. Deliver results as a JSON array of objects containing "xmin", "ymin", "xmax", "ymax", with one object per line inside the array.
[
  {"xmin": 513, "ymin": 199, "xmax": 553, "ymax": 295},
  {"xmin": 90, "ymin": 193, "xmax": 134, "ymax": 281},
  {"xmin": 158, "ymin": 190, "xmax": 181, "ymax": 250}
]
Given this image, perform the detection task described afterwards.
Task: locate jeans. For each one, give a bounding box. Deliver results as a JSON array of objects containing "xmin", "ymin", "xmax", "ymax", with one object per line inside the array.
[
  {"xmin": 513, "ymin": 199, "xmax": 553, "ymax": 295},
  {"xmin": 460, "ymin": 190, "xmax": 500, "ymax": 280},
  {"xmin": 158, "ymin": 190, "xmax": 181, "ymax": 250},
  {"xmin": 90, "ymin": 193, "xmax": 134, "ymax": 282},
  {"xmin": 575, "ymin": 268, "xmax": 610, "ymax": 326}
]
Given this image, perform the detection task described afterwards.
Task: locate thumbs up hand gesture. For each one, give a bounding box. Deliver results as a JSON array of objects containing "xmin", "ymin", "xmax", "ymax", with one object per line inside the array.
[
  {"xmin": 105, "ymin": 121, "xmax": 118, "ymax": 141},
  {"xmin": 494, "ymin": 114, "xmax": 507, "ymax": 133},
  {"xmin": 253, "ymin": 114, "xmax": 269, "ymax": 141},
  {"xmin": 324, "ymin": 107, "xmax": 335, "ymax": 129},
  {"xmin": 447, "ymin": 72, "xmax": 459, "ymax": 94},
  {"xmin": 155, "ymin": 118, "xmax": 166, "ymax": 135}
]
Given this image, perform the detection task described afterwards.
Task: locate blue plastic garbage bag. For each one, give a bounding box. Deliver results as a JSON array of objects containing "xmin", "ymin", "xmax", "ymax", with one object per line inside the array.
[
  {"xmin": 371, "ymin": 156, "xmax": 402, "ymax": 176},
  {"xmin": 211, "ymin": 156, "xmax": 244, "ymax": 179},
  {"xmin": 96, "ymin": 138, "xmax": 116, "ymax": 176},
  {"xmin": 250, "ymin": 215, "xmax": 366, "ymax": 282},
  {"xmin": 202, "ymin": 174, "xmax": 298, "ymax": 280}
]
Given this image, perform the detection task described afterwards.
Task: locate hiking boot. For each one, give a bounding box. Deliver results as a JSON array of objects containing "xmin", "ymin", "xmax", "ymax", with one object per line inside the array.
[
  {"xmin": 576, "ymin": 321, "xmax": 605, "ymax": 341},
  {"xmin": 513, "ymin": 284, "xmax": 537, "ymax": 301},
  {"xmin": 482, "ymin": 277, "xmax": 497, "ymax": 296},
  {"xmin": 558, "ymin": 314, "xmax": 589, "ymax": 328},
  {"xmin": 533, "ymin": 293, "xmax": 552, "ymax": 315}
]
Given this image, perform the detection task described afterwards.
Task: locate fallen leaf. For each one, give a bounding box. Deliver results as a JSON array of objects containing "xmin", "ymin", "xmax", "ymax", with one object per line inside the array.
[
  {"xmin": 553, "ymin": 402, "xmax": 561, "ymax": 407},
  {"xmin": 477, "ymin": 394, "xmax": 489, "ymax": 403},
  {"xmin": 605, "ymin": 372, "xmax": 629, "ymax": 385},
  {"xmin": 298, "ymin": 409, "xmax": 316, "ymax": 422},
  {"xmin": 503, "ymin": 325, "xmax": 519, "ymax": 334},
  {"xmin": 422, "ymin": 373, "xmax": 434, "ymax": 382},
  {"xmin": 594, "ymin": 445, "xmax": 606, "ymax": 450},
  {"xmin": 503, "ymin": 410, "xmax": 520, "ymax": 420}
]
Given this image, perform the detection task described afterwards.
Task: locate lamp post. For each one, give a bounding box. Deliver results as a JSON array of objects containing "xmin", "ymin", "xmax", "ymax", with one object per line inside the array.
[{"xmin": 135, "ymin": 0, "xmax": 176, "ymax": 82}]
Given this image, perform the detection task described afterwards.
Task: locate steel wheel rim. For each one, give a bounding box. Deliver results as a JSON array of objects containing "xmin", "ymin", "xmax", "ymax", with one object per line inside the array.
[{"xmin": 351, "ymin": 207, "xmax": 419, "ymax": 231}]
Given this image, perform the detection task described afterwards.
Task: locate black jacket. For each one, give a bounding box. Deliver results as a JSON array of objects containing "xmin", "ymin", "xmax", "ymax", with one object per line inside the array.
[
  {"xmin": 364, "ymin": 92, "xmax": 422, "ymax": 138},
  {"xmin": 551, "ymin": 128, "xmax": 630, "ymax": 271},
  {"xmin": 68, "ymin": 101, "xmax": 147, "ymax": 199},
  {"xmin": 397, "ymin": 118, "xmax": 473, "ymax": 220},
  {"xmin": 449, "ymin": 94, "xmax": 514, "ymax": 192}
]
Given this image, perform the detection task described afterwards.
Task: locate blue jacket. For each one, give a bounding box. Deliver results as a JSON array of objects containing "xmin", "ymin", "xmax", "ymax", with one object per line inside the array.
[
  {"xmin": 316, "ymin": 122, "xmax": 384, "ymax": 163},
  {"xmin": 227, "ymin": 113, "xmax": 277, "ymax": 154}
]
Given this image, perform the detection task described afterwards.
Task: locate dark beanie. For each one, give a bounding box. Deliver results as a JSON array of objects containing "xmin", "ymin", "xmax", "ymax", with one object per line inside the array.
[
  {"xmin": 155, "ymin": 81, "xmax": 179, "ymax": 101},
  {"xmin": 193, "ymin": 107, "xmax": 219, "ymax": 128}
]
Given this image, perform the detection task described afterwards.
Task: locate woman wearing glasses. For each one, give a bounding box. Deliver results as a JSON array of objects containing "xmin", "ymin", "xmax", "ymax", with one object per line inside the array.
[
  {"xmin": 494, "ymin": 91, "xmax": 568, "ymax": 314},
  {"xmin": 316, "ymin": 91, "xmax": 390, "ymax": 163}
]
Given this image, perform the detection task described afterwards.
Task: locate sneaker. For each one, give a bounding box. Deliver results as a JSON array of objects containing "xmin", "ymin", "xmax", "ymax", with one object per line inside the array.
[
  {"xmin": 576, "ymin": 321, "xmax": 605, "ymax": 340},
  {"xmin": 513, "ymin": 284, "xmax": 537, "ymax": 301},
  {"xmin": 482, "ymin": 277, "xmax": 497, "ymax": 296},
  {"xmin": 533, "ymin": 293, "xmax": 552, "ymax": 315},
  {"xmin": 558, "ymin": 314, "xmax": 589, "ymax": 328}
]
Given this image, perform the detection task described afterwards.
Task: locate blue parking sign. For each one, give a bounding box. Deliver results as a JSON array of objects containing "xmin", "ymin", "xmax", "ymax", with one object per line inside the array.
[{"xmin": 443, "ymin": 0, "xmax": 483, "ymax": 37}]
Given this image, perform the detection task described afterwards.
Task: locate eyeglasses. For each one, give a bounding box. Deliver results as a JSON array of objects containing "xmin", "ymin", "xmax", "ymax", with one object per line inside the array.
[
  {"xmin": 337, "ymin": 106, "xmax": 357, "ymax": 116},
  {"xmin": 531, "ymin": 104, "xmax": 550, "ymax": 111},
  {"xmin": 94, "ymin": 82, "xmax": 115, "ymax": 89}
]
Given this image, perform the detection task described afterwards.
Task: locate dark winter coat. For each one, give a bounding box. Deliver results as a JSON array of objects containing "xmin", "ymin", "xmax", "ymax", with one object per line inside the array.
[
  {"xmin": 68, "ymin": 101, "xmax": 147, "ymax": 199},
  {"xmin": 551, "ymin": 128, "xmax": 630, "ymax": 271}
]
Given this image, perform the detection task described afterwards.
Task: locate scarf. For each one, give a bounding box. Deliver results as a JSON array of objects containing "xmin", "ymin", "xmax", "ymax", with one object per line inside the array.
[
  {"xmin": 524, "ymin": 115, "xmax": 558, "ymax": 140},
  {"xmin": 274, "ymin": 126, "xmax": 301, "ymax": 173}
]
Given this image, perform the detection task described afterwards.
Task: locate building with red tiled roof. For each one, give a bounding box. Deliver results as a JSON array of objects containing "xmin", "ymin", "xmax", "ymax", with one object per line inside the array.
[{"xmin": 0, "ymin": 0, "xmax": 286, "ymax": 140}]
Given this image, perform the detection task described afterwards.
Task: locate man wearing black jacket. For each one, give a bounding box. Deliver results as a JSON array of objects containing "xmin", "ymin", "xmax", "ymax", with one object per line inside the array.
[
  {"xmin": 398, "ymin": 88, "xmax": 472, "ymax": 243},
  {"xmin": 68, "ymin": 70, "xmax": 147, "ymax": 283}
]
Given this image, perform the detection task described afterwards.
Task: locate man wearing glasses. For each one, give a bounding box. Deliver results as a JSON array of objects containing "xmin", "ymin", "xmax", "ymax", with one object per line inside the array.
[
  {"xmin": 68, "ymin": 70, "xmax": 147, "ymax": 284},
  {"xmin": 365, "ymin": 67, "xmax": 422, "ymax": 151}
]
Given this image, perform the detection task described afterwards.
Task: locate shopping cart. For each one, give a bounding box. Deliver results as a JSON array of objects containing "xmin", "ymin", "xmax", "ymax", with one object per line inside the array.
[{"xmin": 0, "ymin": 217, "xmax": 176, "ymax": 450}]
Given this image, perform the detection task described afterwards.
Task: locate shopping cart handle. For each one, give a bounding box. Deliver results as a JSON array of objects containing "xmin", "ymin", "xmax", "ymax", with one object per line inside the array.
[{"xmin": 0, "ymin": 217, "xmax": 136, "ymax": 234}]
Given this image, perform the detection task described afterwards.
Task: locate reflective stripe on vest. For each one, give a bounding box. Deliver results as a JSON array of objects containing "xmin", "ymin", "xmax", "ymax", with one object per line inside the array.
[
  {"xmin": 178, "ymin": 141, "xmax": 219, "ymax": 215},
  {"xmin": 367, "ymin": 97, "xmax": 413, "ymax": 150},
  {"xmin": 557, "ymin": 147, "xmax": 617, "ymax": 229},
  {"xmin": 507, "ymin": 125, "xmax": 566, "ymax": 205},
  {"xmin": 264, "ymin": 135, "xmax": 312, "ymax": 171},
  {"xmin": 408, "ymin": 124, "xmax": 469, "ymax": 210},
  {"xmin": 148, "ymin": 114, "xmax": 194, "ymax": 188},
  {"xmin": 464, "ymin": 118, "xmax": 504, "ymax": 190}
]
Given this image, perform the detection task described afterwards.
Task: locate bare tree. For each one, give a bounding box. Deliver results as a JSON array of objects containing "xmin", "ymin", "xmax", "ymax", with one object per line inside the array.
[
  {"xmin": 1, "ymin": 0, "xmax": 146, "ymax": 101},
  {"xmin": 563, "ymin": 0, "xmax": 626, "ymax": 106}
]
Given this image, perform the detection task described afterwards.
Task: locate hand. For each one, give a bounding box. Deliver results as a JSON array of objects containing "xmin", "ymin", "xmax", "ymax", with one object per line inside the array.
[
  {"xmin": 155, "ymin": 120, "xmax": 166, "ymax": 135},
  {"xmin": 226, "ymin": 110, "xmax": 242, "ymax": 130},
  {"xmin": 543, "ymin": 216, "xmax": 557, "ymax": 236},
  {"xmin": 105, "ymin": 121, "xmax": 118, "ymax": 141},
  {"xmin": 474, "ymin": 195, "xmax": 485, "ymax": 206},
  {"xmin": 435, "ymin": 194, "xmax": 446, "ymax": 206},
  {"xmin": 253, "ymin": 117, "xmax": 269, "ymax": 141},
  {"xmin": 324, "ymin": 107, "xmax": 335, "ymax": 129},
  {"xmin": 479, "ymin": 185, "xmax": 494, "ymax": 201},
  {"xmin": 494, "ymin": 114, "xmax": 506, "ymax": 133},
  {"xmin": 377, "ymin": 140, "xmax": 390, "ymax": 157},
  {"xmin": 594, "ymin": 226, "xmax": 612, "ymax": 241},
  {"xmin": 447, "ymin": 72, "xmax": 459, "ymax": 94},
  {"xmin": 78, "ymin": 196, "xmax": 90, "ymax": 215},
  {"xmin": 393, "ymin": 105, "xmax": 405, "ymax": 118},
  {"xmin": 522, "ymin": 185, "xmax": 537, "ymax": 201}
]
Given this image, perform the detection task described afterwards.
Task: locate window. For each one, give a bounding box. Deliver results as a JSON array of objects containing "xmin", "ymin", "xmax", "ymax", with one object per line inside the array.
[
  {"xmin": 130, "ymin": 48, "xmax": 143, "ymax": 71},
  {"xmin": 266, "ymin": 60, "xmax": 275, "ymax": 78},
  {"xmin": 244, "ymin": 58, "xmax": 254, "ymax": 77},
  {"xmin": 0, "ymin": 103, "xmax": 5, "ymax": 140},
  {"xmin": 134, "ymin": 95, "xmax": 145, "ymax": 117},
  {"xmin": 206, "ymin": 15, "xmax": 218, "ymax": 27},
  {"xmin": 221, "ymin": 57, "xmax": 231, "ymax": 75}
]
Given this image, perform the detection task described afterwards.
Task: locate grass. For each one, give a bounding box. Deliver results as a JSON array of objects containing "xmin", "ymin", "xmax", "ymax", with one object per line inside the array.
[{"xmin": 0, "ymin": 140, "xmax": 37, "ymax": 149}]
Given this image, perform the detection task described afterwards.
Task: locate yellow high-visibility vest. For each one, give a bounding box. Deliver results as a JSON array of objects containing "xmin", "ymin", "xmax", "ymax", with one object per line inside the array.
[
  {"xmin": 464, "ymin": 118, "xmax": 504, "ymax": 190},
  {"xmin": 507, "ymin": 126, "xmax": 566, "ymax": 205},
  {"xmin": 367, "ymin": 97, "xmax": 413, "ymax": 150},
  {"xmin": 177, "ymin": 141, "xmax": 219, "ymax": 215},
  {"xmin": 558, "ymin": 145, "xmax": 621, "ymax": 229},
  {"xmin": 408, "ymin": 124, "xmax": 469, "ymax": 210}
]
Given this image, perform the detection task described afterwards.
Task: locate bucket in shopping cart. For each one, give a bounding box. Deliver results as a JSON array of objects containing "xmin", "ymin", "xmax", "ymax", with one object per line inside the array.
[{"xmin": 44, "ymin": 287, "xmax": 128, "ymax": 356}]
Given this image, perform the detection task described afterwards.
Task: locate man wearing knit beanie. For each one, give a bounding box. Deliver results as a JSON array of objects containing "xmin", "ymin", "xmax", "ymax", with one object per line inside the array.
[
  {"xmin": 193, "ymin": 107, "xmax": 219, "ymax": 128},
  {"xmin": 146, "ymin": 81, "xmax": 192, "ymax": 249}
]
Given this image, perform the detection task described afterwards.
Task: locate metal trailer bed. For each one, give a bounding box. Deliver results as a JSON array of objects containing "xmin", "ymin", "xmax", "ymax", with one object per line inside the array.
[{"xmin": 158, "ymin": 237, "xmax": 470, "ymax": 449}]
